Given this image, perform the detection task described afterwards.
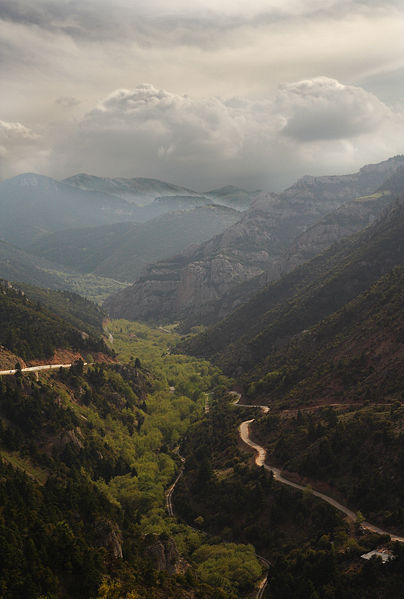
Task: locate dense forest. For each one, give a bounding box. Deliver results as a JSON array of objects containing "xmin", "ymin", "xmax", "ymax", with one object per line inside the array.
[
  {"xmin": 0, "ymin": 318, "xmax": 267, "ymax": 598},
  {"xmin": 175, "ymin": 391, "xmax": 404, "ymax": 598}
]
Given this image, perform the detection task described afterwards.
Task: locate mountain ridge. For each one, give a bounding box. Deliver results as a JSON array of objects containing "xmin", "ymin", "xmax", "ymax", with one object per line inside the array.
[{"xmin": 104, "ymin": 155, "xmax": 404, "ymax": 323}]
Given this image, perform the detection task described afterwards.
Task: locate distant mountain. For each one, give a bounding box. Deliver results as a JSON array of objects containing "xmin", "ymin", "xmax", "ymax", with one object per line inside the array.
[
  {"xmin": 0, "ymin": 239, "xmax": 66, "ymax": 289},
  {"xmin": 0, "ymin": 173, "xmax": 139, "ymax": 247},
  {"xmin": 131, "ymin": 195, "xmax": 214, "ymax": 222},
  {"xmin": 193, "ymin": 170, "xmax": 400, "ymax": 328},
  {"xmin": 30, "ymin": 204, "xmax": 240, "ymax": 282},
  {"xmin": 204, "ymin": 185, "xmax": 261, "ymax": 210},
  {"xmin": 62, "ymin": 173, "xmax": 199, "ymax": 205},
  {"xmin": 104, "ymin": 155, "xmax": 404, "ymax": 323},
  {"xmin": 182, "ymin": 197, "xmax": 404, "ymax": 377},
  {"xmin": 63, "ymin": 174, "xmax": 259, "ymax": 213}
]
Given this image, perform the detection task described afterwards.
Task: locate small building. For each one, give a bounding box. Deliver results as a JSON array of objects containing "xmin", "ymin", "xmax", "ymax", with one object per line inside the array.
[{"xmin": 361, "ymin": 548, "xmax": 395, "ymax": 563}]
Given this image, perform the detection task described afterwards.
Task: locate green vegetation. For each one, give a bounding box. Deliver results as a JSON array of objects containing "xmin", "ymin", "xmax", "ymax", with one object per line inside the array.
[
  {"xmin": 0, "ymin": 449, "xmax": 48, "ymax": 484},
  {"xmin": 175, "ymin": 391, "xmax": 404, "ymax": 598},
  {"xmin": 17, "ymin": 284, "xmax": 106, "ymax": 337},
  {"xmin": 0, "ymin": 238, "xmax": 128, "ymax": 304},
  {"xmin": 0, "ymin": 319, "xmax": 263, "ymax": 598},
  {"xmin": 254, "ymin": 404, "xmax": 404, "ymax": 529},
  {"xmin": 269, "ymin": 542, "xmax": 404, "ymax": 599},
  {"xmin": 246, "ymin": 264, "xmax": 404, "ymax": 405},
  {"xmin": 175, "ymin": 390, "xmax": 342, "ymax": 554},
  {"xmin": 42, "ymin": 268, "xmax": 128, "ymax": 304},
  {"xmin": 193, "ymin": 543, "xmax": 262, "ymax": 594},
  {"xmin": 0, "ymin": 280, "xmax": 108, "ymax": 361}
]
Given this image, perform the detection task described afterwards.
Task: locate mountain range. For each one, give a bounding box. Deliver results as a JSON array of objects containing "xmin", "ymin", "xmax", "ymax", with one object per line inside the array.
[
  {"xmin": 182, "ymin": 196, "xmax": 404, "ymax": 377},
  {"xmin": 0, "ymin": 172, "xmax": 254, "ymax": 298},
  {"xmin": 104, "ymin": 155, "xmax": 404, "ymax": 322},
  {"xmin": 28, "ymin": 204, "xmax": 240, "ymax": 282}
]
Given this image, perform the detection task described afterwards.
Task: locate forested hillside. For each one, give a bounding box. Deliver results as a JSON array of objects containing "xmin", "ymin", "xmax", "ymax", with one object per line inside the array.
[
  {"xmin": 0, "ymin": 315, "xmax": 269, "ymax": 598},
  {"xmin": 175, "ymin": 390, "xmax": 404, "ymax": 599},
  {"xmin": 16, "ymin": 284, "xmax": 106, "ymax": 337},
  {"xmin": 0, "ymin": 281, "xmax": 108, "ymax": 362}
]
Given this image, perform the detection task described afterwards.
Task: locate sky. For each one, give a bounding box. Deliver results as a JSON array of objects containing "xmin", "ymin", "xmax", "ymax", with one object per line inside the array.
[{"xmin": 0, "ymin": 0, "xmax": 403, "ymax": 191}]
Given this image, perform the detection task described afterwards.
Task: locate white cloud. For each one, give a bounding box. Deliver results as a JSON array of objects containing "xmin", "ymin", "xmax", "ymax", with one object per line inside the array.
[
  {"xmin": 49, "ymin": 78, "xmax": 404, "ymax": 190},
  {"xmin": 275, "ymin": 77, "xmax": 395, "ymax": 141}
]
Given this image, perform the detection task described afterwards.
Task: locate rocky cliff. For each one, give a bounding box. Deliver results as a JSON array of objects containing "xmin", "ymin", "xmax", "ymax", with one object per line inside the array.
[
  {"xmin": 144, "ymin": 534, "xmax": 180, "ymax": 574},
  {"xmin": 104, "ymin": 156, "xmax": 404, "ymax": 323}
]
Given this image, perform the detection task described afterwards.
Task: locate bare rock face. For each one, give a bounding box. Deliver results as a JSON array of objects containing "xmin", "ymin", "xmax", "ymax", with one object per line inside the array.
[
  {"xmin": 104, "ymin": 156, "xmax": 404, "ymax": 324},
  {"xmin": 276, "ymin": 190, "xmax": 395, "ymax": 275},
  {"xmin": 144, "ymin": 533, "xmax": 179, "ymax": 574},
  {"xmin": 51, "ymin": 428, "xmax": 84, "ymax": 452},
  {"xmin": 104, "ymin": 193, "xmax": 279, "ymax": 321},
  {"xmin": 95, "ymin": 520, "xmax": 123, "ymax": 559}
]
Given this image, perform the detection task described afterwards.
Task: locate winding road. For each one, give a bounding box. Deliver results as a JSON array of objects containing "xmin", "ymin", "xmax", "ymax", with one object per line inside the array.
[
  {"xmin": 166, "ymin": 455, "xmax": 185, "ymax": 517},
  {"xmin": 233, "ymin": 392, "xmax": 404, "ymax": 597},
  {"xmin": 238, "ymin": 407, "xmax": 404, "ymax": 544},
  {"xmin": 165, "ymin": 390, "xmax": 404, "ymax": 599}
]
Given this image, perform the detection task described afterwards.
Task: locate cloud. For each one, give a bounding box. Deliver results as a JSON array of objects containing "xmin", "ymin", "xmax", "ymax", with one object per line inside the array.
[
  {"xmin": 0, "ymin": 120, "xmax": 42, "ymax": 178},
  {"xmin": 0, "ymin": 119, "xmax": 37, "ymax": 143},
  {"xmin": 49, "ymin": 78, "xmax": 404, "ymax": 190},
  {"xmin": 1, "ymin": 0, "xmax": 403, "ymax": 115},
  {"xmin": 276, "ymin": 77, "xmax": 394, "ymax": 141},
  {"xmin": 1, "ymin": 1, "xmax": 403, "ymax": 187}
]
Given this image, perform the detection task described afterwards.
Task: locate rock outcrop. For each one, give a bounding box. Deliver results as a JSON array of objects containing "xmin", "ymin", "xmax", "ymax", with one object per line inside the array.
[
  {"xmin": 144, "ymin": 534, "xmax": 180, "ymax": 574},
  {"xmin": 95, "ymin": 520, "xmax": 123, "ymax": 559}
]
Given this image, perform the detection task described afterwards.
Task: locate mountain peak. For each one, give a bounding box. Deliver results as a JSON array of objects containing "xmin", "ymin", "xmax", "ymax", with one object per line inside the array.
[{"xmin": 4, "ymin": 172, "xmax": 58, "ymax": 188}]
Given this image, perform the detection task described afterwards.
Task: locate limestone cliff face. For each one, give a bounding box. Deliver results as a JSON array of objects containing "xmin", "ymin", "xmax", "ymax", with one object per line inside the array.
[
  {"xmin": 104, "ymin": 193, "xmax": 281, "ymax": 320},
  {"xmin": 104, "ymin": 156, "xmax": 404, "ymax": 323},
  {"xmin": 144, "ymin": 534, "xmax": 180, "ymax": 574},
  {"xmin": 276, "ymin": 191, "xmax": 395, "ymax": 275},
  {"xmin": 95, "ymin": 520, "xmax": 123, "ymax": 559}
]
